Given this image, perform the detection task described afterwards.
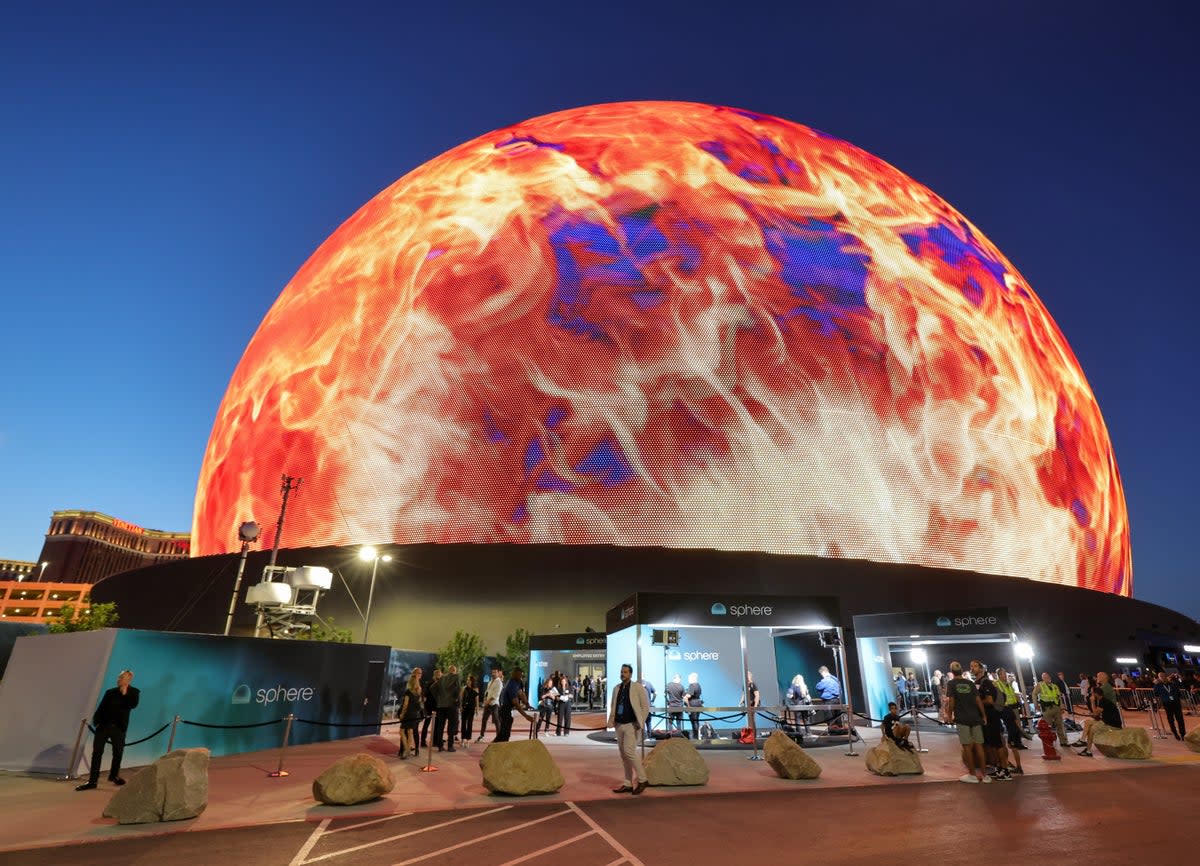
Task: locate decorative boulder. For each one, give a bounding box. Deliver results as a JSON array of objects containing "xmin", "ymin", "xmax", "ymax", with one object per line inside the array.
[
  {"xmin": 865, "ymin": 739, "xmax": 924, "ymax": 776},
  {"xmin": 1184, "ymin": 728, "xmax": 1200, "ymax": 753},
  {"xmin": 480, "ymin": 739, "xmax": 564, "ymax": 795},
  {"xmin": 102, "ymin": 748, "xmax": 209, "ymax": 825},
  {"xmin": 763, "ymin": 730, "xmax": 821, "ymax": 780},
  {"xmin": 1092, "ymin": 725, "xmax": 1152, "ymax": 760},
  {"xmin": 313, "ymin": 753, "xmax": 395, "ymax": 805},
  {"xmin": 645, "ymin": 736, "xmax": 709, "ymax": 786}
]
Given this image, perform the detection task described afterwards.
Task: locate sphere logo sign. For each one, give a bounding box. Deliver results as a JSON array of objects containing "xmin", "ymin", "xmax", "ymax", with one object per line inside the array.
[{"xmin": 194, "ymin": 101, "xmax": 1130, "ymax": 596}]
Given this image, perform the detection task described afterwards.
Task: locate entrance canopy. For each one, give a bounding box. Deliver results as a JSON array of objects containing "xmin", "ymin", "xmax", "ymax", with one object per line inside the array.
[
  {"xmin": 853, "ymin": 606, "xmax": 1031, "ymax": 723},
  {"xmin": 528, "ymin": 632, "xmax": 607, "ymax": 695},
  {"xmin": 604, "ymin": 592, "xmax": 843, "ymax": 732}
]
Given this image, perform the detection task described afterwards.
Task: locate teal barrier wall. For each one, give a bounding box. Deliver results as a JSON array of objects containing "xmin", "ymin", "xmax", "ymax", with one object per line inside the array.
[{"xmin": 93, "ymin": 630, "xmax": 390, "ymax": 770}]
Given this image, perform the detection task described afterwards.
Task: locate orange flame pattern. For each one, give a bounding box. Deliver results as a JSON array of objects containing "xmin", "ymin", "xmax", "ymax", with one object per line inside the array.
[{"xmin": 193, "ymin": 101, "xmax": 1130, "ymax": 596}]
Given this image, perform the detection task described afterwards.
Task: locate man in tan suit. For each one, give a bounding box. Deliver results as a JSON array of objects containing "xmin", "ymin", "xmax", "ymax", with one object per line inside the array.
[{"xmin": 608, "ymin": 663, "xmax": 650, "ymax": 795}]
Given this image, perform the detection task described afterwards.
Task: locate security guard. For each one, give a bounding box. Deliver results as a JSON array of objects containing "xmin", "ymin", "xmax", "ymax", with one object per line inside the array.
[
  {"xmin": 1037, "ymin": 671, "xmax": 1069, "ymax": 747},
  {"xmin": 993, "ymin": 668, "xmax": 1026, "ymax": 774}
]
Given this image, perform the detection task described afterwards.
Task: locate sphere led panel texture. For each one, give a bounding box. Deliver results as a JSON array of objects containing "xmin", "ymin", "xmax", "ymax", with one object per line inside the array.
[{"xmin": 194, "ymin": 101, "xmax": 1130, "ymax": 595}]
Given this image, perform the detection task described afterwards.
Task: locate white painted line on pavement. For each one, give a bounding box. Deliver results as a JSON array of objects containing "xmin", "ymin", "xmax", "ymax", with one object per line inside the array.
[
  {"xmin": 565, "ymin": 801, "xmax": 645, "ymax": 866},
  {"xmin": 289, "ymin": 818, "xmax": 330, "ymax": 866},
  {"xmin": 304, "ymin": 805, "xmax": 514, "ymax": 863},
  {"xmin": 390, "ymin": 808, "xmax": 572, "ymax": 866},
  {"xmin": 323, "ymin": 811, "xmax": 414, "ymax": 835},
  {"xmin": 495, "ymin": 830, "xmax": 594, "ymax": 866}
]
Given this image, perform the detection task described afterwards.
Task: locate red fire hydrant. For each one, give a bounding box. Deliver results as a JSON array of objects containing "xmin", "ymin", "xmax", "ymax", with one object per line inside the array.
[{"xmin": 1037, "ymin": 718, "xmax": 1061, "ymax": 761}]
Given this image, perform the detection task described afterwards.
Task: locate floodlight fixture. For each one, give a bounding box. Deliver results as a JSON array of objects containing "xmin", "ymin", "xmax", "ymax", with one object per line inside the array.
[
  {"xmin": 238, "ymin": 521, "xmax": 261, "ymax": 543},
  {"xmin": 1014, "ymin": 642, "xmax": 1034, "ymax": 660},
  {"xmin": 910, "ymin": 648, "xmax": 927, "ymax": 664},
  {"xmin": 360, "ymin": 547, "xmax": 392, "ymax": 644}
]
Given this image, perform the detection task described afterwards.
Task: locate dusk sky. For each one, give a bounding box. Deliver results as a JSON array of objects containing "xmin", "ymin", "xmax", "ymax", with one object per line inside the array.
[{"xmin": 2, "ymin": 3, "xmax": 1196, "ymax": 618}]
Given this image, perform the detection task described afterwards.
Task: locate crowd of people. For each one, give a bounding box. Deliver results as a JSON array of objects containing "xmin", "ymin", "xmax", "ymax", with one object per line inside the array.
[
  {"xmin": 924, "ymin": 658, "xmax": 1194, "ymax": 783},
  {"xmin": 394, "ymin": 663, "xmax": 545, "ymax": 757}
]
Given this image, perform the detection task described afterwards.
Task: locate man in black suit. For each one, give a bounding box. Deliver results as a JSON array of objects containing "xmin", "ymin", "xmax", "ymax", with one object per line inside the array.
[{"xmin": 77, "ymin": 670, "xmax": 140, "ymax": 790}]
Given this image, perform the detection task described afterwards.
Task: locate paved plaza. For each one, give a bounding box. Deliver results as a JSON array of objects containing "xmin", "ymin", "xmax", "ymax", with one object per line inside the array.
[{"xmin": 1, "ymin": 709, "xmax": 1197, "ymax": 864}]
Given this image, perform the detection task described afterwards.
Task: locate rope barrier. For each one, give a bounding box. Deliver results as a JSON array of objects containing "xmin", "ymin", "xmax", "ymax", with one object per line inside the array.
[
  {"xmin": 295, "ymin": 718, "xmax": 403, "ymax": 728},
  {"xmin": 181, "ymin": 718, "xmax": 284, "ymax": 730},
  {"xmin": 86, "ymin": 721, "xmax": 172, "ymax": 747}
]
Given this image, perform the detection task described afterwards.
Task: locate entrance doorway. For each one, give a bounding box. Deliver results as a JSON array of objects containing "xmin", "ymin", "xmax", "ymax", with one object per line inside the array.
[
  {"xmin": 575, "ymin": 662, "xmax": 603, "ymax": 708},
  {"xmin": 853, "ymin": 607, "xmax": 1030, "ymax": 725}
]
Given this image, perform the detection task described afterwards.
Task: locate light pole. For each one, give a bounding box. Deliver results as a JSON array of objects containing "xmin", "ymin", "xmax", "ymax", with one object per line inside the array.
[
  {"xmin": 224, "ymin": 521, "xmax": 260, "ymax": 637},
  {"xmin": 359, "ymin": 546, "xmax": 392, "ymax": 644},
  {"xmin": 38, "ymin": 561, "xmax": 49, "ymax": 582},
  {"xmin": 1015, "ymin": 641, "xmax": 1035, "ymax": 682},
  {"xmin": 1014, "ymin": 640, "xmax": 1037, "ymax": 716},
  {"xmin": 908, "ymin": 647, "xmax": 929, "ymax": 752}
]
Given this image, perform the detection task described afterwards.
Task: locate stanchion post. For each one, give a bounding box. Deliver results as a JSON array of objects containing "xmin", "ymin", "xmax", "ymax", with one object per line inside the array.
[
  {"xmin": 167, "ymin": 714, "xmax": 181, "ymax": 753},
  {"xmin": 65, "ymin": 718, "xmax": 89, "ymax": 781},
  {"xmin": 910, "ymin": 707, "xmax": 927, "ymax": 753},
  {"xmin": 269, "ymin": 714, "xmax": 294, "ymax": 778},
  {"xmin": 834, "ymin": 629, "xmax": 858, "ymax": 756}
]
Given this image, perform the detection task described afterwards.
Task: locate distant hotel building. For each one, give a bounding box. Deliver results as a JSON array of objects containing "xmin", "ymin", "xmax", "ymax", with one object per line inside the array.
[
  {"xmin": 0, "ymin": 558, "xmax": 40, "ymax": 582},
  {"xmin": 37, "ymin": 510, "xmax": 190, "ymax": 585}
]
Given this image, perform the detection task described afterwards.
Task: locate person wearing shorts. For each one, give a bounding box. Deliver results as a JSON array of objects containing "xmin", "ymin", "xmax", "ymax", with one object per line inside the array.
[
  {"xmin": 947, "ymin": 661, "xmax": 989, "ymax": 783},
  {"xmin": 971, "ymin": 660, "xmax": 1011, "ymax": 781}
]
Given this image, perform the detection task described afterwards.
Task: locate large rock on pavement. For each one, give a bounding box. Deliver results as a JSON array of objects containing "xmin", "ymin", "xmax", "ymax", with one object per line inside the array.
[
  {"xmin": 645, "ymin": 736, "xmax": 709, "ymax": 786},
  {"xmin": 102, "ymin": 748, "xmax": 209, "ymax": 824},
  {"xmin": 1184, "ymin": 728, "xmax": 1200, "ymax": 753},
  {"xmin": 1092, "ymin": 725, "xmax": 1153, "ymax": 760},
  {"xmin": 865, "ymin": 739, "xmax": 924, "ymax": 776},
  {"xmin": 313, "ymin": 753, "xmax": 395, "ymax": 805},
  {"xmin": 763, "ymin": 730, "xmax": 821, "ymax": 780},
  {"xmin": 480, "ymin": 739, "xmax": 564, "ymax": 795}
]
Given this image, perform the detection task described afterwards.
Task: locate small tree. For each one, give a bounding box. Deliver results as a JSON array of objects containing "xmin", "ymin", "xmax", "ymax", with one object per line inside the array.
[
  {"xmin": 494, "ymin": 627, "xmax": 532, "ymax": 678},
  {"xmin": 296, "ymin": 617, "xmax": 353, "ymax": 643},
  {"xmin": 437, "ymin": 630, "xmax": 486, "ymax": 681},
  {"xmin": 47, "ymin": 601, "xmax": 119, "ymax": 633}
]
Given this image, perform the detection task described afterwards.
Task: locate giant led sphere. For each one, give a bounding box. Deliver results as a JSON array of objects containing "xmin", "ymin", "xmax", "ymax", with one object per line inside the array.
[{"xmin": 194, "ymin": 101, "xmax": 1130, "ymax": 595}]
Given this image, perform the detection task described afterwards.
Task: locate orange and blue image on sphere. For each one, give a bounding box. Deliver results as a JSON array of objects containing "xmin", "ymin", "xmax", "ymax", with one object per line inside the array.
[{"xmin": 193, "ymin": 101, "xmax": 1128, "ymax": 597}]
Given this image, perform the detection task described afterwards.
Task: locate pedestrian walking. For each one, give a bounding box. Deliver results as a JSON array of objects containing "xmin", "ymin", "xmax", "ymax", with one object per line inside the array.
[{"xmin": 609, "ymin": 664, "xmax": 649, "ymax": 795}]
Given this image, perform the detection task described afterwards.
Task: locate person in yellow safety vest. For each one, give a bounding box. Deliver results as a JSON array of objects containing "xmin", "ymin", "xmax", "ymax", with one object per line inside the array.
[
  {"xmin": 1038, "ymin": 672, "xmax": 1070, "ymax": 747},
  {"xmin": 993, "ymin": 668, "xmax": 1025, "ymax": 775}
]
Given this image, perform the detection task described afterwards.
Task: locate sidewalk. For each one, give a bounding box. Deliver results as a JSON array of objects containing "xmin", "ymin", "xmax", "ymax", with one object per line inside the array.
[{"xmin": 1, "ymin": 710, "xmax": 1196, "ymax": 853}]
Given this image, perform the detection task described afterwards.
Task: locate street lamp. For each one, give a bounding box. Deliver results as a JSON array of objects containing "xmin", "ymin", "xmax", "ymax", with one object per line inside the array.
[
  {"xmin": 224, "ymin": 521, "xmax": 260, "ymax": 637},
  {"xmin": 358, "ymin": 546, "xmax": 392, "ymax": 644},
  {"xmin": 907, "ymin": 646, "xmax": 931, "ymax": 752},
  {"xmin": 1015, "ymin": 641, "xmax": 1037, "ymax": 690},
  {"xmin": 38, "ymin": 561, "xmax": 49, "ymax": 581}
]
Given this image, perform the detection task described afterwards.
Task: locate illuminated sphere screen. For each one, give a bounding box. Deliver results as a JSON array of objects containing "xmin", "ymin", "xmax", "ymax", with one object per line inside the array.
[{"xmin": 194, "ymin": 101, "xmax": 1130, "ymax": 595}]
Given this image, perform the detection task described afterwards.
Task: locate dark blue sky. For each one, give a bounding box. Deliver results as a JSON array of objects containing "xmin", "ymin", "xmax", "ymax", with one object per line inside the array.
[{"xmin": 2, "ymin": 3, "xmax": 1196, "ymax": 618}]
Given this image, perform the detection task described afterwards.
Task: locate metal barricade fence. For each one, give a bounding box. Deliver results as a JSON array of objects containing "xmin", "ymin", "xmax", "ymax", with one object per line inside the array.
[
  {"xmin": 1183, "ymin": 689, "xmax": 1199, "ymax": 716},
  {"xmin": 1140, "ymin": 691, "xmax": 1171, "ymax": 739},
  {"xmin": 1114, "ymin": 687, "xmax": 1141, "ymax": 711}
]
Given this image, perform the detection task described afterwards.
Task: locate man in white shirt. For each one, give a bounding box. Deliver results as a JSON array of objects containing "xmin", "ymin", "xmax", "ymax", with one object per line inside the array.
[{"xmin": 477, "ymin": 666, "xmax": 504, "ymax": 743}]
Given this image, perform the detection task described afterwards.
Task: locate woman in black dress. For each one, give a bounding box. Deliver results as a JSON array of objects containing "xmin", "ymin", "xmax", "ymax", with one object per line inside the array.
[
  {"xmin": 460, "ymin": 674, "xmax": 479, "ymax": 742},
  {"xmin": 398, "ymin": 670, "xmax": 424, "ymax": 759}
]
